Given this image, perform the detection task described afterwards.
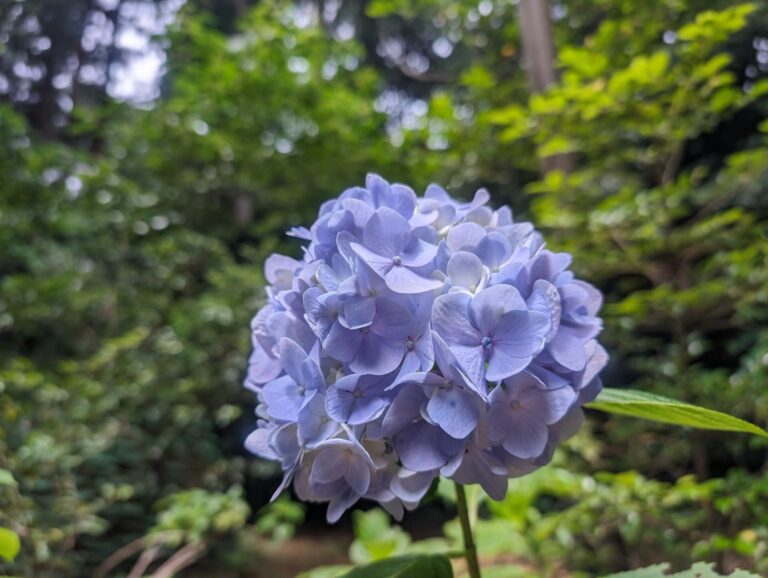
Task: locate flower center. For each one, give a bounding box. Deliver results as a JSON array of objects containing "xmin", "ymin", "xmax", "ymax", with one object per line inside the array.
[
  {"xmin": 510, "ymin": 399, "xmax": 521, "ymax": 410},
  {"xmin": 392, "ymin": 255, "xmax": 402, "ymax": 266},
  {"xmin": 482, "ymin": 336, "xmax": 493, "ymax": 349}
]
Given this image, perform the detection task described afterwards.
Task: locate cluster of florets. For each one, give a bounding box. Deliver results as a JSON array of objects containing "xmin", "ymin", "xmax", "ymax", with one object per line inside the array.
[{"xmin": 244, "ymin": 174, "xmax": 607, "ymax": 522}]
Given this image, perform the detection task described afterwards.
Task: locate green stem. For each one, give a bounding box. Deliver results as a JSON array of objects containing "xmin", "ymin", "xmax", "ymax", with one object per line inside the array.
[{"xmin": 455, "ymin": 482, "xmax": 482, "ymax": 578}]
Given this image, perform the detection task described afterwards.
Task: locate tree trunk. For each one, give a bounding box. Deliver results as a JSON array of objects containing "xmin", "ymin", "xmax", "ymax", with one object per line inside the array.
[{"xmin": 517, "ymin": 0, "xmax": 574, "ymax": 175}]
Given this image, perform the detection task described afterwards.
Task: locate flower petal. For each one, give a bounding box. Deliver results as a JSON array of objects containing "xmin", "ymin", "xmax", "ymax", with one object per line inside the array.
[
  {"xmin": 350, "ymin": 332, "xmax": 405, "ymax": 375},
  {"xmin": 391, "ymin": 469, "xmax": 436, "ymax": 502},
  {"xmin": 350, "ymin": 242, "xmax": 394, "ymax": 279},
  {"xmin": 363, "ymin": 207, "xmax": 411, "ymax": 257},
  {"xmin": 245, "ymin": 344, "xmax": 281, "ymax": 391},
  {"xmin": 278, "ymin": 338, "xmax": 307, "ymax": 382},
  {"xmin": 382, "ymin": 384, "xmax": 427, "ymax": 435},
  {"xmin": 547, "ymin": 324, "xmax": 588, "ymax": 371},
  {"xmin": 501, "ymin": 414, "xmax": 548, "ymax": 459},
  {"xmin": 323, "ymin": 321, "xmax": 361, "ymax": 362},
  {"xmin": 476, "ymin": 231, "xmax": 511, "ymax": 269},
  {"xmin": 262, "ymin": 375, "xmax": 303, "ymax": 421},
  {"xmin": 401, "ymin": 238, "xmax": 439, "ymax": 267},
  {"xmin": 344, "ymin": 454, "xmax": 372, "ymax": 495},
  {"xmin": 432, "ymin": 292, "xmax": 480, "ymax": 346},
  {"xmin": 492, "ymin": 309, "xmax": 549, "ymax": 358},
  {"xmin": 340, "ymin": 295, "xmax": 376, "ymax": 330},
  {"xmin": 447, "ymin": 251, "xmax": 484, "ymax": 290},
  {"xmin": 446, "ymin": 222, "xmax": 485, "ymax": 253},
  {"xmin": 486, "ymin": 345, "xmax": 532, "ymax": 382},
  {"xmin": 450, "ymin": 344, "xmax": 486, "ymax": 390},
  {"xmin": 384, "ymin": 265, "xmax": 442, "ymax": 294},
  {"xmin": 310, "ymin": 448, "xmax": 347, "ymax": 485},
  {"xmin": 324, "ymin": 383, "xmax": 356, "ymax": 423},
  {"xmin": 470, "ymin": 284, "xmax": 526, "ymax": 336},
  {"xmin": 426, "ymin": 386, "xmax": 479, "ymax": 439},
  {"xmin": 526, "ymin": 279, "xmax": 561, "ymax": 342},
  {"xmin": 388, "ymin": 183, "xmax": 417, "ymax": 218},
  {"xmin": 396, "ymin": 422, "xmax": 464, "ymax": 472},
  {"xmin": 327, "ymin": 488, "xmax": 359, "ymax": 523}
]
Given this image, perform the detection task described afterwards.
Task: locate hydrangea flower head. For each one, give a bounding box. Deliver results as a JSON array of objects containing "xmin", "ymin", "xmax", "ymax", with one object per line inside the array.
[{"xmin": 245, "ymin": 175, "xmax": 607, "ymax": 522}]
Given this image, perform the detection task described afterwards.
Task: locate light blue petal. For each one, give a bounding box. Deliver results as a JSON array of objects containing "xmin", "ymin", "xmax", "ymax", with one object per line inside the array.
[
  {"xmin": 470, "ymin": 284, "xmax": 526, "ymax": 336},
  {"xmin": 426, "ymin": 386, "xmax": 479, "ymax": 439},
  {"xmin": 476, "ymin": 231, "xmax": 512, "ymax": 269},
  {"xmin": 310, "ymin": 448, "xmax": 347, "ymax": 485},
  {"xmin": 350, "ymin": 242, "xmax": 393, "ymax": 279},
  {"xmin": 447, "ymin": 251, "xmax": 484, "ymax": 290},
  {"xmin": 446, "ymin": 222, "xmax": 485, "ymax": 253},
  {"xmin": 340, "ymin": 295, "xmax": 376, "ymax": 330},
  {"xmin": 344, "ymin": 454, "xmax": 372, "ymax": 495},
  {"xmin": 322, "ymin": 321, "xmax": 361, "ymax": 362},
  {"xmin": 397, "ymin": 422, "xmax": 461, "ymax": 472},
  {"xmin": 384, "ymin": 265, "xmax": 442, "ymax": 294},
  {"xmin": 363, "ymin": 207, "xmax": 411, "ymax": 257},
  {"xmin": 401, "ymin": 238, "xmax": 439, "ymax": 267},
  {"xmin": 432, "ymin": 292, "xmax": 479, "ymax": 346},
  {"xmin": 278, "ymin": 338, "xmax": 307, "ymax": 382},
  {"xmin": 349, "ymin": 332, "xmax": 405, "ymax": 375}
]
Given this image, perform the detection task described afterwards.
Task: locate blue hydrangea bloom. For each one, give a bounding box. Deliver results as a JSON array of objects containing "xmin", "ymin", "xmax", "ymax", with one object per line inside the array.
[{"xmin": 244, "ymin": 174, "xmax": 607, "ymax": 522}]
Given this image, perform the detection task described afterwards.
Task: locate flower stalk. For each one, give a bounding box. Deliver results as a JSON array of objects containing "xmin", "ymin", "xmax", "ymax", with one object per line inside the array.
[{"xmin": 455, "ymin": 482, "xmax": 482, "ymax": 578}]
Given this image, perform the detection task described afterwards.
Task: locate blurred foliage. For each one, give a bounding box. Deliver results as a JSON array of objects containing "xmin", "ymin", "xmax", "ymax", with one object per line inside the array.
[
  {"xmin": 83, "ymin": 2, "xmax": 446, "ymax": 260},
  {"xmin": 0, "ymin": 528, "xmax": 20, "ymax": 564},
  {"xmin": 299, "ymin": 507, "xmax": 454, "ymax": 577},
  {"xmin": 335, "ymin": 553, "xmax": 454, "ymax": 578},
  {"xmin": 0, "ymin": 3, "xmax": 429, "ymax": 575},
  {"xmin": 1, "ymin": 0, "xmax": 768, "ymax": 576},
  {"xmin": 88, "ymin": 487, "xmax": 251, "ymax": 578},
  {"xmin": 482, "ymin": 459, "xmax": 768, "ymax": 576},
  {"xmin": 348, "ymin": 509, "xmax": 413, "ymax": 564},
  {"xmin": 253, "ymin": 496, "xmax": 305, "ymax": 542},
  {"xmin": 151, "ymin": 486, "xmax": 250, "ymax": 546},
  {"xmin": 503, "ymin": 2, "xmax": 768, "ymax": 482},
  {"xmin": 604, "ymin": 563, "xmax": 760, "ymax": 578}
]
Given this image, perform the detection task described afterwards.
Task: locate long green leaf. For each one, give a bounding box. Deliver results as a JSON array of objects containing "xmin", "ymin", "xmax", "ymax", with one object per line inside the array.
[
  {"xmin": 339, "ymin": 554, "xmax": 453, "ymax": 578},
  {"xmin": 587, "ymin": 388, "xmax": 768, "ymax": 438}
]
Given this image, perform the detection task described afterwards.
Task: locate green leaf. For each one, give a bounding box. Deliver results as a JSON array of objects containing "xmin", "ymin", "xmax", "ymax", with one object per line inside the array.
[
  {"xmin": 365, "ymin": 0, "xmax": 399, "ymax": 18},
  {"xmin": 339, "ymin": 554, "xmax": 453, "ymax": 578},
  {"xmin": 297, "ymin": 565, "xmax": 353, "ymax": 578},
  {"xmin": 602, "ymin": 562, "xmax": 761, "ymax": 577},
  {"xmin": 603, "ymin": 565, "xmax": 673, "ymax": 578},
  {"xmin": 0, "ymin": 528, "xmax": 20, "ymax": 562},
  {"xmin": 587, "ymin": 388, "xmax": 768, "ymax": 438},
  {"xmin": 349, "ymin": 509, "xmax": 411, "ymax": 564},
  {"xmin": 538, "ymin": 136, "xmax": 577, "ymax": 157},
  {"xmin": 647, "ymin": 51, "xmax": 670, "ymax": 79},
  {"xmin": 749, "ymin": 78, "xmax": 768, "ymax": 99},
  {"xmin": 0, "ymin": 469, "xmax": 16, "ymax": 487}
]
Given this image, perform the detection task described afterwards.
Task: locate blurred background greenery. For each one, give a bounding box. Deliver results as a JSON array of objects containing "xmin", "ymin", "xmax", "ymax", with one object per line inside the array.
[{"xmin": 1, "ymin": 0, "xmax": 767, "ymax": 576}]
